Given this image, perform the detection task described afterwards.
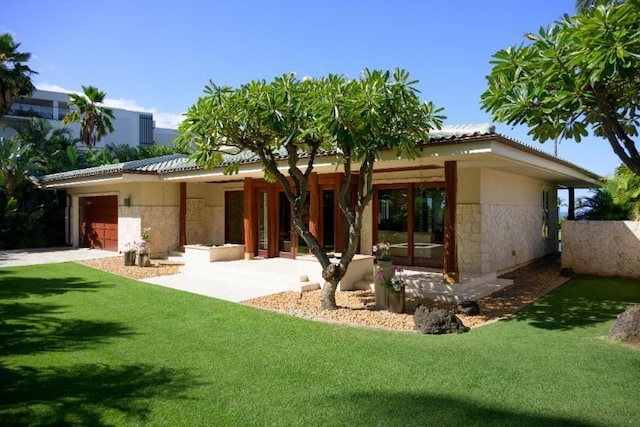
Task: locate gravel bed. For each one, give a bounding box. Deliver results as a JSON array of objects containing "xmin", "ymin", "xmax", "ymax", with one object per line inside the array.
[
  {"xmin": 78, "ymin": 256, "xmax": 183, "ymax": 280},
  {"xmin": 78, "ymin": 254, "xmax": 567, "ymax": 331}
]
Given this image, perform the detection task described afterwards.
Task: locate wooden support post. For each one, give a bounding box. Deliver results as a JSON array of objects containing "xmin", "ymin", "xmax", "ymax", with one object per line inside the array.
[
  {"xmin": 567, "ymin": 187, "xmax": 575, "ymax": 220},
  {"xmin": 335, "ymin": 174, "xmax": 346, "ymax": 253},
  {"xmin": 243, "ymin": 178, "xmax": 256, "ymax": 260},
  {"xmin": 309, "ymin": 172, "xmax": 319, "ymax": 240},
  {"xmin": 443, "ymin": 161, "xmax": 459, "ymax": 284},
  {"xmin": 179, "ymin": 183, "xmax": 186, "ymax": 252}
]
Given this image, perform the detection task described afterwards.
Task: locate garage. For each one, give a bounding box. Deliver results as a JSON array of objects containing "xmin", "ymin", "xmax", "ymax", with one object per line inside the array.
[{"xmin": 80, "ymin": 195, "xmax": 118, "ymax": 251}]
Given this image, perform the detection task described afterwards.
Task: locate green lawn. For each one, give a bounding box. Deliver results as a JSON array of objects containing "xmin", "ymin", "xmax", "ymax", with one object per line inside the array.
[{"xmin": 1, "ymin": 263, "xmax": 639, "ymax": 426}]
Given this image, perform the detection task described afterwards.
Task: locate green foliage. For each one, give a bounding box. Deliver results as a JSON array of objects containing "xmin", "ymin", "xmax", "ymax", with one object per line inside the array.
[
  {"xmin": 0, "ymin": 33, "xmax": 37, "ymax": 118},
  {"xmin": 62, "ymin": 85, "xmax": 115, "ymax": 148},
  {"xmin": 481, "ymin": 0, "xmax": 640, "ymax": 175},
  {"xmin": 1, "ymin": 264, "xmax": 639, "ymax": 425},
  {"xmin": 0, "ymin": 136, "xmax": 41, "ymax": 200},
  {"xmin": 576, "ymin": 164, "xmax": 640, "ymax": 219},
  {"xmin": 11, "ymin": 118, "xmax": 77, "ymax": 173},
  {"xmin": 0, "ymin": 120, "xmax": 77, "ymax": 248},
  {"xmin": 80, "ymin": 142, "xmax": 190, "ymax": 166},
  {"xmin": 177, "ymin": 69, "xmax": 444, "ymax": 307}
]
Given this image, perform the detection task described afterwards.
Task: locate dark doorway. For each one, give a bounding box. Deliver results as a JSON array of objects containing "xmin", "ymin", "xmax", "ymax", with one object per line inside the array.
[{"xmin": 225, "ymin": 191, "xmax": 244, "ymax": 244}]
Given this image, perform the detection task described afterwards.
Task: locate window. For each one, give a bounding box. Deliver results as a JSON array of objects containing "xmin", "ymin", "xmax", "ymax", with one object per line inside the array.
[{"xmin": 542, "ymin": 188, "xmax": 550, "ymax": 238}]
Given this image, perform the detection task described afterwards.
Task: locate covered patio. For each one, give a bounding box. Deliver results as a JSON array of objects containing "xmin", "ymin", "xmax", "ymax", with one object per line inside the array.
[{"xmin": 142, "ymin": 254, "xmax": 513, "ymax": 303}]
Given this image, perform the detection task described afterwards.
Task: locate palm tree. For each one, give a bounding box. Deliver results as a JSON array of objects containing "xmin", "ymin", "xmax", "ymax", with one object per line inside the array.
[
  {"xmin": 62, "ymin": 85, "xmax": 115, "ymax": 148},
  {"xmin": 0, "ymin": 33, "xmax": 37, "ymax": 118}
]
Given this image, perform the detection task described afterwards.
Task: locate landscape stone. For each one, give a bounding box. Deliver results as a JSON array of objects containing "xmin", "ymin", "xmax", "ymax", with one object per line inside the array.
[
  {"xmin": 414, "ymin": 306, "xmax": 469, "ymax": 334},
  {"xmin": 455, "ymin": 300, "xmax": 480, "ymax": 316},
  {"xmin": 610, "ymin": 305, "xmax": 640, "ymax": 344}
]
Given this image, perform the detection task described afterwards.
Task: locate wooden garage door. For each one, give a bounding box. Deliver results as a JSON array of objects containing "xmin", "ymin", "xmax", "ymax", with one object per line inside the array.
[{"xmin": 81, "ymin": 195, "xmax": 118, "ymax": 251}]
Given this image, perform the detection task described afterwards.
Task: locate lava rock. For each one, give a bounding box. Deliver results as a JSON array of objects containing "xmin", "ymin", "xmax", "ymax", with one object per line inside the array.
[
  {"xmin": 560, "ymin": 267, "xmax": 576, "ymax": 278},
  {"xmin": 414, "ymin": 306, "xmax": 469, "ymax": 334},
  {"xmin": 455, "ymin": 300, "xmax": 480, "ymax": 316},
  {"xmin": 610, "ymin": 305, "xmax": 640, "ymax": 345}
]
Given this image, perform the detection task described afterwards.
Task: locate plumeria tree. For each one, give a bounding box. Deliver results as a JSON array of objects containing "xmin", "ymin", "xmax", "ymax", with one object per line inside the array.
[
  {"xmin": 178, "ymin": 69, "xmax": 444, "ymax": 309},
  {"xmin": 481, "ymin": 0, "xmax": 640, "ymax": 175},
  {"xmin": 62, "ymin": 85, "xmax": 115, "ymax": 148}
]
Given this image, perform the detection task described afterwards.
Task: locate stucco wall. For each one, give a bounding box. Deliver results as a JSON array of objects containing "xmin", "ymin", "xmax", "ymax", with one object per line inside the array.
[{"xmin": 561, "ymin": 221, "xmax": 640, "ymax": 278}]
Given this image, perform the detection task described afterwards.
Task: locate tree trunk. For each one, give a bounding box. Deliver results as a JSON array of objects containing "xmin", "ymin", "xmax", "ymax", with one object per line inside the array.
[
  {"xmin": 321, "ymin": 280, "xmax": 338, "ymax": 309},
  {"xmin": 321, "ymin": 262, "xmax": 343, "ymax": 309}
]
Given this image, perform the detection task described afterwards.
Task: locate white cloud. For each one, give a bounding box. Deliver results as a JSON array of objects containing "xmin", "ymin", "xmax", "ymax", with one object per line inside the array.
[
  {"xmin": 37, "ymin": 83, "xmax": 73, "ymax": 93},
  {"xmin": 36, "ymin": 83, "xmax": 184, "ymax": 129}
]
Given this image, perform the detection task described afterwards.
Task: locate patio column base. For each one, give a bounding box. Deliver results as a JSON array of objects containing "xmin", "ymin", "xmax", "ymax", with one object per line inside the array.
[
  {"xmin": 244, "ymin": 252, "xmax": 255, "ymax": 260},
  {"xmin": 444, "ymin": 272, "xmax": 459, "ymax": 284}
]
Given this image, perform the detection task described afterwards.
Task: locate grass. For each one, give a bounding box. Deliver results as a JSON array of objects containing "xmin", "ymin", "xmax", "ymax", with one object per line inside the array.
[{"xmin": 1, "ymin": 263, "xmax": 639, "ymax": 426}]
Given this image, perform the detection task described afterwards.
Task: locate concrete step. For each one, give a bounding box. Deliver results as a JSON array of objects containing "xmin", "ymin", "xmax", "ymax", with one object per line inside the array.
[{"xmin": 353, "ymin": 279, "xmax": 374, "ymax": 291}]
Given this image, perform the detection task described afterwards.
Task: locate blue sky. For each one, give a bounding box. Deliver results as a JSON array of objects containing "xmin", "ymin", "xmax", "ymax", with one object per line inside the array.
[{"xmin": 3, "ymin": 0, "xmax": 622, "ymax": 180}]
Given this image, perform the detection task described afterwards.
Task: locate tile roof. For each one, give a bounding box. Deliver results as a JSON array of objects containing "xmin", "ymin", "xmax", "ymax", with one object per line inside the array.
[
  {"xmin": 38, "ymin": 124, "xmax": 599, "ymax": 184},
  {"xmin": 40, "ymin": 154, "xmax": 191, "ymax": 183},
  {"xmin": 428, "ymin": 123, "xmax": 495, "ymax": 140}
]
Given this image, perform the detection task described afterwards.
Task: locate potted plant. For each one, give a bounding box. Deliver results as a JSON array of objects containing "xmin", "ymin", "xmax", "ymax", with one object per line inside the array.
[
  {"xmin": 123, "ymin": 242, "xmax": 136, "ymax": 266},
  {"xmin": 373, "ymin": 242, "xmax": 393, "ymax": 309},
  {"xmin": 386, "ymin": 267, "xmax": 406, "ymax": 314},
  {"xmin": 373, "ymin": 242, "xmax": 392, "ymax": 263},
  {"xmin": 136, "ymin": 227, "xmax": 151, "ymax": 267}
]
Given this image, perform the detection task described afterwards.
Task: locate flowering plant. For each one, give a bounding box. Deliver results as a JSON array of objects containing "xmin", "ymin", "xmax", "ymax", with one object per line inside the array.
[
  {"xmin": 135, "ymin": 241, "xmax": 149, "ymax": 255},
  {"xmin": 124, "ymin": 242, "xmax": 137, "ymax": 253},
  {"xmin": 140, "ymin": 227, "xmax": 151, "ymax": 242},
  {"xmin": 135, "ymin": 227, "xmax": 151, "ymax": 254},
  {"xmin": 388, "ymin": 267, "xmax": 406, "ymax": 291},
  {"xmin": 375, "ymin": 266, "xmax": 406, "ymax": 291},
  {"xmin": 373, "ymin": 242, "xmax": 392, "ymax": 261}
]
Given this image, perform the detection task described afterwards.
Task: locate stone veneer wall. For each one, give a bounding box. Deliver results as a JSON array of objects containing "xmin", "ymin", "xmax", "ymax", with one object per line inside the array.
[
  {"xmin": 481, "ymin": 204, "xmax": 554, "ymax": 273},
  {"xmin": 562, "ymin": 221, "xmax": 640, "ymax": 279},
  {"xmin": 140, "ymin": 206, "xmax": 180, "ymax": 257},
  {"xmin": 457, "ymin": 203, "xmax": 556, "ymax": 274},
  {"xmin": 457, "ymin": 204, "xmax": 483, "ymax": 273}
]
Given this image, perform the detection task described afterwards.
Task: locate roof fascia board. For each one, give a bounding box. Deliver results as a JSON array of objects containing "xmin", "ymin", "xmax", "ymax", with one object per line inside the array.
[
  {"xmin": 488, "ymin": 141, "xmax": 602, "ymax": 187},
  {"xmin": 41, "ymin": 176, "xmax": 125, "ymax": 189}
]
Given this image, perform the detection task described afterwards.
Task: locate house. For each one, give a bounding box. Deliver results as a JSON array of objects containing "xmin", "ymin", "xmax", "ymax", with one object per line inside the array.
[
  {"xmin": 38, "ymin": 124, "xmax": 601, "ymax": 276},
  {"xmin": 1, "ymin": 89, "xmax": 178, "ymax": 147}
]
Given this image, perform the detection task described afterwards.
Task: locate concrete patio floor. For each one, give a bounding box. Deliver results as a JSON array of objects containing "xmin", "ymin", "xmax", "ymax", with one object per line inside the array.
[{"xmin": 143, "ymin": 253, "xmax": 513, "ymax": 303}]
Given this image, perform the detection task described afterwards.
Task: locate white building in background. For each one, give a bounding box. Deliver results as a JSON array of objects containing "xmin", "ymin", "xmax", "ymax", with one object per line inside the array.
[{"xmin": 1, "ymin": 89, "xmax": 179, "ymax": 147}]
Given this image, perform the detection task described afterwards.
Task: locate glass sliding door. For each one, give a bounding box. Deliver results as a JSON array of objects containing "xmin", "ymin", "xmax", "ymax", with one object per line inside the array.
[
  {"xmin": 375, "ymin": 184, "xmax": 445, "ymax": 267},
  {"xmin": 322, "ymin": 189, "xmax": 335, "ymax": 252},
  {"xmin": 278, "ymin": 192, "xmax": 293, "ymax": 256},
  {"xmin": 257, "ymin": 191, "xmax": 269, "ymax": 254},
  {"xmin": 413, "ymin": 186, "xmax": 445, "ymax": 268},
  {"xmin": 377, "ymin": 188, "xmax": 409, "ymax": 260}
]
